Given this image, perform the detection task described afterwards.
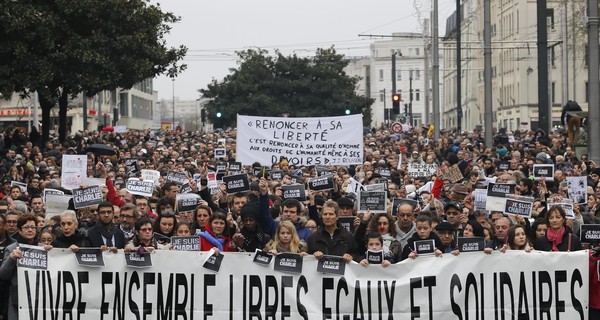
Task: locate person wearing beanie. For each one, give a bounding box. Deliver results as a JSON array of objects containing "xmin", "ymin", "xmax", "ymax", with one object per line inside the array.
[{"xmin": 232, "ymin": 202, "xmax": 270, "ymax": 252}]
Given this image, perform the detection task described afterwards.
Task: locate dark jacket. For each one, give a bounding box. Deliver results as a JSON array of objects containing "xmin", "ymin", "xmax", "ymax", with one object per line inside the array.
[
  {"xmin": 306, "ymin": 224, "xmax": 358, "ymax": 258},
  {"xmin": 534, "ymin": 226, "xmax": 583, "ymax": 251},
  {"xmin": 400, "ymin": 232, "xmax": 444, "ymax": 261},
  {"xmin": 86, "ymin": 223, "xmax": 126, "ymax": 249},
  {"xmin": 52, "ymin": 229, "xmax": 90, "ymax": 249}
]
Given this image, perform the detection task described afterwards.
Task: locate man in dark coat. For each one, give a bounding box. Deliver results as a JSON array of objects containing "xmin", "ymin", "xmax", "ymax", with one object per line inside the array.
[{"xmin": 87, "ymin": 201, "xmax": 126, "ymax": 249}]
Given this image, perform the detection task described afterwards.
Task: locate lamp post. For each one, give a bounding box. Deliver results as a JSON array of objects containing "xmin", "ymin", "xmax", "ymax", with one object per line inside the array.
[{"xmin": 172, "ymin": 79, "xmax": 175, "ymax": 130}]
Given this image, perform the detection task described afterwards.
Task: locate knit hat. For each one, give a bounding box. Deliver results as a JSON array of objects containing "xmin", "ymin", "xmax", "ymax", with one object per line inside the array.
[
  {"xmin": 536, "ymin": 152, "xmax": 549, "ymax": 163},
  {"xmin": 240, "ymin": 203, "xmax": 259, "ymax": 221}
]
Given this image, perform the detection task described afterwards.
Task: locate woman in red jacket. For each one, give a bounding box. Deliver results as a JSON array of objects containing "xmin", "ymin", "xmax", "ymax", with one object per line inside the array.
[{"xmin": 199, "ymin": 212, "xmax": 236, "ymax": 254}]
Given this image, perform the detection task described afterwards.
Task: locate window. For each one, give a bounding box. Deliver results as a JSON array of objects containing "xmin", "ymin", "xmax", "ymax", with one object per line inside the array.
[
  {"xmin": 551, "ymin": 82, "xmax": 556, "ymax": 103},
  {"xmin": 550, "ymin": 47, "xmax": 555, "ymax": 66},
  {"xmin": 379, "ymin": 90, "xmax": 385, "ymax": 102},
  {"xmin": 379, "ymin": 69, "xmax": 384, "ymax": 81},
  {"xmin": 119, "ymin": 93, "xmax": 129, "ymax": 117},
  {"xmin": 415, "ymin": 48, "xmax": 420, "ymax": 56},
  {"xmin": 415, "ymin": 69, "xmax": 421, "ymax": 80},
  {"xmin": 415, "ymin": 89, "xmax": 421, "ymax": 101}
]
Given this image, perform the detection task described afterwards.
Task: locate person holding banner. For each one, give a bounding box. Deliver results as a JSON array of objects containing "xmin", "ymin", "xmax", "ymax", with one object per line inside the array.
[
  {"xmin": 534, "ymin": 206, "xmax": 582, "ymax": 252},
  {"xmin": 354, "ymin": 211, "xmax": 401, "ymax": 263},
  {"xmin": 264, "ymin": 220, "xmax": 307, "ymax": 255},
  {"xmin": 52, "ymin": 210, "xmax": 90, "ymax": 251},
  {"xmin": 153, "ymin": 212, "xmax": 177, "ymax": 245},
  {"xmin": 0, "ymin": 213, "xmax": 51, "ymax": 320},
  {"xmin": 198, "ymin": 212, "xmax": 236, "ymax": 254},
  {"xmin": 87, "ymin": 202, "xmax": 126, "ymax": 250},
  {"xmin": 125, "ymin": 218, "xmax": 171, "ymax": 252},
  {"xmin": 500, "ymin": 225, "xmax": 533, "ymax": 252},
  {"xmin": 399, "ymin": 214, "xmax": 444, "ymax": 261},
  {"xmin": 307, "ymin": 200, "xmax": 358, "ymax": 262}
]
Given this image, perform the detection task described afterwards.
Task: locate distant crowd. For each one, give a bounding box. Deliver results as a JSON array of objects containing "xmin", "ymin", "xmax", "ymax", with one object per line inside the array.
[{"xmin": 0, "ymin": 122, "xmax": 599, "ymax": 319}]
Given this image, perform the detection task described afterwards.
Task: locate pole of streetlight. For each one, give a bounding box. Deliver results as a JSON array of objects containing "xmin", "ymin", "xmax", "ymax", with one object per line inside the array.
[
  {"xmin": 483, "ymin": 0, "xmax": 493, "ymax": 147},
  {"xmin": 588, "ymin": 0, "xmax": 600, "ymax": 162},
  {"xmin": 432, "ymin": 0, "xmax": 440, "ymax": 140},
  {"xmin": 456, "ymin": 0, "xmax": 462, "ymax": 132},
  {"xmin": 172, "ymin": 79, "xmax": 175, "ymax": 130}
]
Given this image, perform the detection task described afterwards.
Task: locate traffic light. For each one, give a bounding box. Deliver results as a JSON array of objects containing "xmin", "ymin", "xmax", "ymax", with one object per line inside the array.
[
  {"xmin": 216, "ymin": 112, "xmax": 222, "ymax": 118},
  {"xmin": 392, "ymin": 93, "xmax": 400, "ymax": 114},
  {"xmin": 345, "ymin": 109, "xmax": 351, "ymax": 115}
]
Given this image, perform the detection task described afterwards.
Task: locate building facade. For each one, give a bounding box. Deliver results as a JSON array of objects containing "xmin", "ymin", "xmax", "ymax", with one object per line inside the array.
[
  {"xmin": 442, "ymin": 0, "xmax": 590, "ymax": 132},
  {"xmin": 345, "ymin": 32, "xmax": 443, "ymax": 128}
]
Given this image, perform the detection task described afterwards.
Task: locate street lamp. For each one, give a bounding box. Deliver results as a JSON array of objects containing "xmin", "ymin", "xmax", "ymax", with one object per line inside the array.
[{"xmin": 172, "ymin": 78, "xmax": 175, "ymax": 130}]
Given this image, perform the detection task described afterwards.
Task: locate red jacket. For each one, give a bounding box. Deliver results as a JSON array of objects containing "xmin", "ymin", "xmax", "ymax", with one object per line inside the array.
[{"xmin": 199, "ymin": 224, "xmax": 236, "ymax": 252}]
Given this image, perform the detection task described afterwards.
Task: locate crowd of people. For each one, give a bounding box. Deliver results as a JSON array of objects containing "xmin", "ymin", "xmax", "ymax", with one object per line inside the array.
[{"xmin": 0, "ymin": 122, "xmax": 598, "ymax": 318}]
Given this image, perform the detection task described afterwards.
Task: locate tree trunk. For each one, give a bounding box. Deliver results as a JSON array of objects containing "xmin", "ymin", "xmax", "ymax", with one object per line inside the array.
[
  {"xmin": 38, "ymin": 94, "xmax": 54, "ymax": 151},
  {"xmin": 58, "ymin": 90, "xmax": 69, "ymax": 143}
]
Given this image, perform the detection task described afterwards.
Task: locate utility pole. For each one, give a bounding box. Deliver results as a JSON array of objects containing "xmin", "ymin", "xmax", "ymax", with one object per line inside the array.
[
  {"xmin": 456, "ymin": 0, "xmax": 462, "ymax": 132},
  {"xmin": 409, "ymin": 77, "xmax": 414, "ymax": 125},
  {"xmin": 383, "ymin": 88, "xmax": 388, "ymax": 125},
  {"xmin": 432, "ymin": 0, "xmax": 440, "ymax": 140},
  {"xmin": 484, "ymin": 0, "xmax": 493, "ymax": 147},
  {"xmin": 391, "ymin": 52, "xmax": 398, "ymax": 127},
  {"xmin": 424, "ymin": 18, "xmax": 430, "ymax": 125},
  {"xmin": 172, "ymin": 79, "xmax": 175, "ymax": 130},
  {"xmin": 561, "ymin": 1, "xmax": 569, "ymax": 105},
  {"xmin": 537, "ymin": 0, "xmax": 550, "ymax": 135},
  {"xmin": 588, "ymin": 0, "xmax": 600, "ymax": 162}
]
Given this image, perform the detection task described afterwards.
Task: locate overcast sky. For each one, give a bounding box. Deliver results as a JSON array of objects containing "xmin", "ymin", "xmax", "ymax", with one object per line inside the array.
[{"xmin": 153, "ymin": 0, "xmax": 458, "ymax": 101}]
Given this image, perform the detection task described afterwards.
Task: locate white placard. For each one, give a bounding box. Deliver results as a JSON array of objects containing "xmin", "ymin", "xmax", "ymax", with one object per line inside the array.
[{"xmin": 236, "ymin": 114, "xmax": 364, "ymax": 166}]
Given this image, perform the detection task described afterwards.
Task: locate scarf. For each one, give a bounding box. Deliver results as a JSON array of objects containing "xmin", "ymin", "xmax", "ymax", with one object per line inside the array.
[
  {"xmin": 95, "ymin": 221, "xmax": 116, "ymax": 247},
  {"xmin": 546, "ymin": 226, "xmax": 565, "ymax": 252},
  {"xmin": 199, "ymin": 231, "xmax": 224, "ymax": 251}
]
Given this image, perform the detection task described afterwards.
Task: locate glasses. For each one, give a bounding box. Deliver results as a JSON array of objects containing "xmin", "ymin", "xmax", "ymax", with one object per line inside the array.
[
  {"xmin": 21, "ymin": 226, "xmax": 36, "ymax": 230},
  {"xmin": 139, "ymin": 228, "xmax": 153, "ymax": 232}
]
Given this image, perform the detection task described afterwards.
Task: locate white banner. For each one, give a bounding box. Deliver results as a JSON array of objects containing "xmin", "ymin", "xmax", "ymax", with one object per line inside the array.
[
  {"xmin": 236, "ymin": 114, "xmax": 364, "ymax": 166},
  {"xmin": 18, "ymin": 250, "xmax": 588, "ymax": 319}
]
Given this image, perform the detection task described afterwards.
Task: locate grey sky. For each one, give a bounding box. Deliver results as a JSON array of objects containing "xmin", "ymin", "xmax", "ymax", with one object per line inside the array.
[{"xmin": 153, "ymin": 0, "xmax": 457, "ymax": 101}]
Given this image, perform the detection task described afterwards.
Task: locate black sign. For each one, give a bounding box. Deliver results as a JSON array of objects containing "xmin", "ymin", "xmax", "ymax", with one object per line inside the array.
[
  {"xmin": 316, "ymin": 255, "xmax": 346, "ymax": 276},
  {"xmin": 366, "ymin": 250, "xmax": 384, "ymax": 264},
  {"xmin": 281, "ymin": 184, "xmax": 306, "ymax": 201},
  {"xmin": 253, "ymin": 167, "xmax": 271, "ymax": 178},
  {"xmin": 498, "ymin": 162, "xmax": 510, "ymax": 171},
  {"xmin": 270, "ymin": 170, "xmax": 283, "ymax": 180},
  {"xmin": 228, "ymin": 162, "xmax": 242, "ymax": 172},
  {"xmin": 215, "ymin": 162, "xmax": 228, "ymax": 173},
  {"xmin": 17, "ymin": 244, "xmax": 48, "ymax": 270},
  {"xmin": 338, "ymin": 216, "xmax": 355, "ymax": 233},
  {"xmin": 222, "ymin": 173, "xmax": 250, "ymax": 193},
  {"xmin": 126, "ymin": 178, "xmax": 154, "ymax": 197},
  {"xmin": 171, "ymin": 236, "xmax": 200, "ymax": 251},
  {"xmin": 177, "ymin": 194, "xmax": 200, "ymax": 213},
  {"xmin": 316, "ymin": 167, "xmax": 334, "ymax": 177},
  {"xmin": 203, "ymin": 253, "xmax": 224, "ymax": 272},
  {"xmin": 75, "ymin": 248, "xmax": 105, "ymax": 267},
  {"xmin": 124, "ymin": 252, "xmax": 153, "ymax": 268},
  {"xmin": 308, "ymin": 175, "xmax": 334, "ymax": 191},
  {"xmin": 487, "ymin": 183, "xmax": 516, "ymax": 197},
  {"xmin": 179, "ymin": 182, "xmax": 193, "ymax": 194},
  {"xmin": 504, "ymin": 198, "xmax": 533, "ymax": 218},
  {"xmin": 533, "ymin": 164, "xmax": 555, "ymax": 181},
  {"xmin": 253, "ymin": 250, "xmax": 274, "ymax": 266},
  {"xmin": 166, "ymin": 171, "xmax": 188, "ymax": 185},
  {"xmin": 358, "ymin": 191, "xmax": 387, "ymax": 212},
  {"xmin": 379, "ymin": 169, "xmax": 391, "ymax": 177},
  {"xmin": 273, "ymin": 253, "xmax": 303, "ymax": 274},
  {"xmin": 72, "ymin": 186, "xmax": 103, "ymax": 209},
  {"xmin": 457, "ymin": 237, "xmax": 485, "ymax": 252},
  {"xmin": 391, "ymin": 198, "xmax": 418, "ymax": 216},
  {"xmin": 580, "ymin": 224, "xmax": 600, "ymax": 245},
  {"xmin": 414, "ymin": 239, "xmax": 436, "ymax": 255}
]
